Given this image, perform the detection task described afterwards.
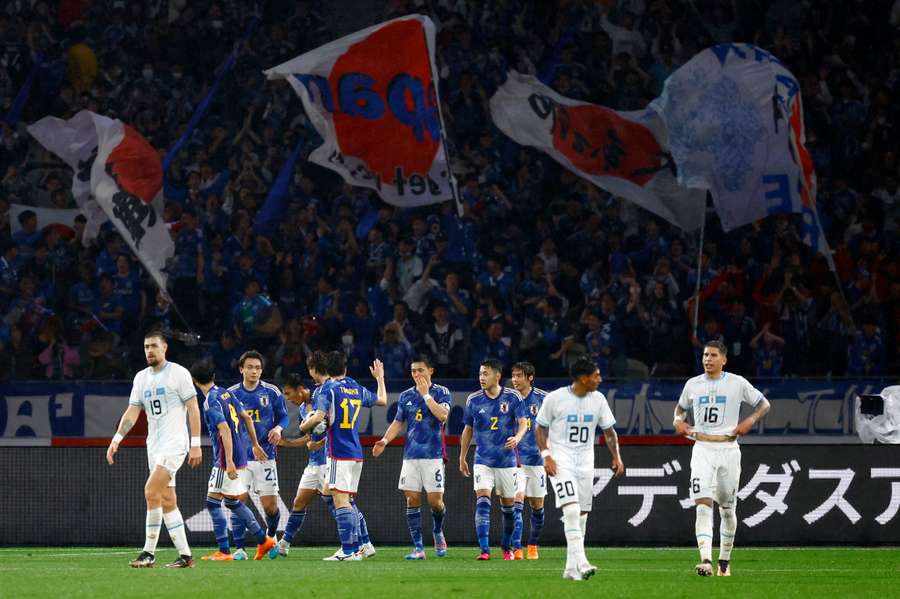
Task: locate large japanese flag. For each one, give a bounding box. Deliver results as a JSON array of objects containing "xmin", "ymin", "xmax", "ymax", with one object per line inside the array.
[
  {"xmin": 264, "ymin": 15, "xmax": 454, "ymax": 208},
  {"xmin": 489, "ymin": 71, "xmax": 705, "ymax": 231}
]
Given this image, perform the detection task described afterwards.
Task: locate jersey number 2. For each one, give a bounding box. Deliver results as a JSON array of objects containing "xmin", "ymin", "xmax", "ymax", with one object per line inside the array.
[{"xmin": 339, "ymin": 398, "xmax": 362, "ymax": 429}]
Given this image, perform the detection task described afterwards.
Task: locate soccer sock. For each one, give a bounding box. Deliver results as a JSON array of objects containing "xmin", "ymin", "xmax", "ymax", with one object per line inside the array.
[
  {"xmin": 143, "ymin": 506, "xmax": 163, "ymax": 554},
  {"xmin": 353, "ymin": 502, "xmax": 371, "ymax": 545},
  {"xmin": 163, "ymin": 508, "xmax": 191, "ymax": 557},
  {"xmin": 562, "ymin": 503, "xmax": 586, "ymax": 571},
  {"xmin": 406, "ymin": 507, "xmax": 424, "ymax": 551},
  {"xmin": 511, "ymin": 501, "xmax": 524, "ymax": 549},
  {"xmin": 283, "ymin": 510, "xmax": 307, "ymax": 546},
  {"xmin": 579, "ymin": 513, "xmax": 588, "ymax": 538},
  {"xmin": 431, "ymin": 507, "xmax": 446, "ymax": 537},
  {"xmin": 695, "ymin": 504, "xmax": 714, "ymax": 562},
  {"xmin": 527, "ymin": 507, "xmax": 545, "ymax": 545},
  {"xmin": 335, "ymin": 507, "xmax": 357, "ymax": 554},
  {"xmin": 475, "ymin": 496, "xmax": 491, "ymax": 552},
  {"xmin": 322, "ymin": 495, "xmax": 337, "ymax": 519},
  {"xmin": 225, "ymin": 498, "xmax": 265, "ymax": 545},
  {"xmin": 206, "ymin": 498, "xmax": 230, "ymax": 553},
  {"xmin": 265, "ymin": 508, "xmax": 280, "ymax": 538},
  {"xmin": 500, "ymin": 504, "xmax": 515, "ymax": 550},
  {"xmin": 719, "ymin": 505, "xmax": 737, "ymax": 561},
  {"xmin": 230, "ymin": 508, "xmax": 247, "ymax": 549}
]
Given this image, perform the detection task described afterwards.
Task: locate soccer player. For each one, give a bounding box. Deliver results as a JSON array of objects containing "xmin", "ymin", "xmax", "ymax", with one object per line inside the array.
[
  {"xmin": 509, "ymin": 361, "xmax": 547, "ymax": 560},
  {"xmin": 301, "ymin": 352, "xmax": 387, "ymax": 561},
  {"xmin": 373, "ymin": 356, "xmax": 451, "ymax": 560},
  {"xmin": 459, "ymin": 358, "xmax": 528, "ymax": 561},
  {"xmin": 673, "ymin": 340, "xmax": 771, "ymax": 577},
  {"xmin": 191, "ymin": 359, "xmax": 273, "ymax": 561},
  {"xmin": 227, "ymin": 350, "xmax": 288, "ymax": 559},
  {"xmin": 106, "ymin": 331, "xmax": 202, "ymax": 568},
  {"xmin": 535, "ymin": 356, "xmax": 625, "ymax": 581}
]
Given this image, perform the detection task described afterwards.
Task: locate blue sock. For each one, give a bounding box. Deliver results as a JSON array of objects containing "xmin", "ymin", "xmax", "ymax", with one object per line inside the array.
[
  {"xmin": 528, "ymin": 507, "xmax": 545, "ymax": 545},
  {"xmin": 475, "ymin": 496, "xmax": 491, "ymax": 553},
  {"xmin": 283, "ymin": 510, "xmax": 306, "ymax": 545},
  {"xmin": 500, "ymin": 505, "xmax": 515, "ymax": 550},
  {"xmin": 230, "ymin": 507, "xmax": 246, "ymax": 549},
  {"xmin": 432, "ymin": 508, "xmax": 446, "ymax": 537},
  {"xmin": 265, "ymin": 508, "xmax": 280, "ymax": 538},
  {"xmin": 225, "ymin": 498, "xmax": 265, "ymax": 545},
  {"xmin": 206, "ymin": 498, "xmax": 230, "ymax": 553},
  {"xmin": 512, "ymin": 501, "xmax": 525, "ymax": 549},
  {"xmin": 322, "ymin": 495, "xmax": 336, "ymax": 519},
  {"xmin": 335, "ymin": 507, "xmax": 357, "ymax": 554},
  {"xmin": 352, "ymin": 502, "xmax": 370, "ymax": 545},
  {"xmin": 406, "ymin": 507, "xmax": 424, "ymax": 551}
]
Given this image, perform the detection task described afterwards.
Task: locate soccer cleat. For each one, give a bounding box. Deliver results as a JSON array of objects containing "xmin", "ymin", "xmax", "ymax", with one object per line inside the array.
[
  {"xmin": 404, "ymin": 550, "xmax": 426, "ymax": 560},
  {"xmin": 696, "ymin": 559, "xmax": 714, "ymax": 576},
  {"xmin": 717, "ymin": 560, "xmax": 731, "ymax": 576},
  {"xmin": 513, "ymin": 548, "xmax": 524, "ymax": 560},
  {"xmin": 476, "ymin": 551, "xmax": 491, "ymax": 560},
  {"xmin": 269, "ymin": 540, "xmax": 289, "ymax": 559},
  {"xmin": 232, "ymin": 548, "xmax": 249, "ymax": 561},
  {"xmin": 578, "ymin": 562, "xmax": 597, "ymax": 580},
  {"xmin": 526, "ymin": 545, "xmax": 539, "ymax": 560},
  {"xmin": 201, "ymin": 551, "xmax": 233, "ymax": 561},
  {"xmin": 165, "ymin": 555, "xmax": 194, "ymax": 568},
  {"xmin": 129, "ymin": 551, "xmax": 155, "ymax": 568},
  {"xmin": 502, "ymin": 549, "xmax": 514, "ymax": 561},
  {"xmin": 323, "ymin": 551, "xmax": 362, "ymax": 561},
  {"xmin": 434, "ymin": 533, "xmax": 447, "ymax": 558},
  {"xmin": 563, "ymin": 569, "xmax": 583, "ymax": 581},
  {"xmin": 254, "ymin": 536, "xmax": 277, "ymax": 560},
  {"xmin": 359, "ymin": 542, "xmax": 376, "ymax": 558}
]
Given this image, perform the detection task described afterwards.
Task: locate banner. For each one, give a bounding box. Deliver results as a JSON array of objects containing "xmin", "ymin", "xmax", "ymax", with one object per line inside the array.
[
  {"xmin": 8, "ymin": 204, "xmax": 81, "ymax": 239},
  {"xmin": 264, "ymin": 15, "xmax": 454, "ymax": 208},
  {"xmin": 652, "ymin": 44, "xmax": 833, "ymax": 266},
  {"xmin": 489, "ymin": 71, "xmax": 705, "ymax": 231}
]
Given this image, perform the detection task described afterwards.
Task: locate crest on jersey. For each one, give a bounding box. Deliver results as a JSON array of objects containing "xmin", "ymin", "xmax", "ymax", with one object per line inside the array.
[
  {"xmin": 260, "ymin": 394, "xmax": 270, "ymax": 407},
  {"xmin": 530, "ymin": 405, "xmax": 538, "ymax": 416},
  {"xmin": 499, "ymin": 402, "xmax": 508, "ymax": 414}
]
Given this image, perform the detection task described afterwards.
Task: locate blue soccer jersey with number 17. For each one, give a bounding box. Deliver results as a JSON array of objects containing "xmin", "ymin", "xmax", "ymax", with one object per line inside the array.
[{"xmin": 314, "ymin": 376, "xmax": 378, "ymax": 461}]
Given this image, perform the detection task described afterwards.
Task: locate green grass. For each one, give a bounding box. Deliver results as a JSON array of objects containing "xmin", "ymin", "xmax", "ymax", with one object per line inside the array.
[{"xmin": 2, "ymin": 546, "xmax": 899, "ymax": 599}]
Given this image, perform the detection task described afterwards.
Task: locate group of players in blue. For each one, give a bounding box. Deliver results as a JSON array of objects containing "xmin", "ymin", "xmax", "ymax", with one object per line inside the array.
[{"xmin": 191, "ymin": 348, "xmax": 549, "ymax": 562}]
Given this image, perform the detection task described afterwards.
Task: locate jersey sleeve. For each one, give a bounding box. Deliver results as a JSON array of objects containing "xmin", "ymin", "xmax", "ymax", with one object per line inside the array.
[
  {"xmin": 535, "ymin": 393, "xmax": 554, "ymax": 428},
  {"xmin": 128, "ymin": 372, "xmax": 143, "ymax": 407},
  {"xmin": 360, "ymin": 385, "xmax": 378, "ymax": 408},
  {"xmin": 462, "ymin": 397, "xmax": 474, "ymax": 427},
  {"xmin": 175, "ymin": 366, "xmax": 197, "ymax": 403},
  {"xmin": 273, "ymin": 390, "xmax": 290, "ymax": 430},
  {"xmin": 597, "ymin": 394, "xmax": 616, "ymax": 430},
  {"xmin": 394, "ymin": 392, "xmax": 408, "ymax": 422},
  {"xmin": 677, "ymin": 382, "xmax": 693, "ymax": 410},
  {"xmin": 741, "ymin": 376, "xmax": 765, "ymax": 406},
  {"xmin": 435, "ymin": 387, "xmax": 451, "ymax": 410},
  {"xmin": 314, "ymin": 386, "xmax": 333, "ymax": 414},
  {"xmin": 205, "ymin": 395, "xmax": 226, "ymax": 427}
]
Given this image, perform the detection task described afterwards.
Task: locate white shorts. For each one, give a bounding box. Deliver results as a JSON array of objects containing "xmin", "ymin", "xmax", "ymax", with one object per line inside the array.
[
  {"xmin": 473, "ymin": 464, "xmax": 518, "ymax": 498},
  {"xmin": 148, "ymin": 452, "xmax": 186, "ymax": 487},
  {"xmin": 328, "ymin": 459, "xmax": 363, "ymax": 494},
  {"xmin": 208, "ymin": 466, "xmax": 251, "ymax": 497},
  {"xmin": 247, "ymin": 459, "xmax": 280, "ymax": 496},
  {"xmin": 689, "ymin": 443, "xmax": 741, "ymax": 506},
  {"xmin": 298, "ymin": 463, "xmax": 328, "ymax": 493},
  {"xmin": 399, "ymin": 459, "xmax": 445, "ymax": 493},
  {"xmin": 549, "ymin": 467, "xmax": 593, "ymax": 512},
  {"xmin": 516, "ymin": 465, "xmax": 547, "ymax": 498}
]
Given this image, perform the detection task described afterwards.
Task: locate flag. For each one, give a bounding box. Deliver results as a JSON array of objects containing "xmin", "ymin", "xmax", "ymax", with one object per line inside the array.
[
  {"xmin": 264, "ymin": 15, "xmax": 454, "ymax": 208},
  {"xmin": 652, "ymin": 43, "xmax": 834, "ymax": 267},
  {"xmin": 9, "ymin": 204, "xmax": 81, "ymax": 239},
  {"xmin": 489, "ymin": 71, "xmax": 705, "ymax": 231},
  {"xmin": 254, "ymin": 139, "xmax": 304, "ymax": 236}
]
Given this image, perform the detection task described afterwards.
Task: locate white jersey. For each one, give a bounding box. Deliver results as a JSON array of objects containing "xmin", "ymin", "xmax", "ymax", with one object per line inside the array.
[
  {"xmin": 128, "ymin": 361, "xmax": 196, "ymax": 456},
  {"xmin": 677, "ymin": 371, "xmax": 765, "ymax": 445},
  {"xmin": 535, "ymin": 385, "xmax": 616, "ymax": 470}
]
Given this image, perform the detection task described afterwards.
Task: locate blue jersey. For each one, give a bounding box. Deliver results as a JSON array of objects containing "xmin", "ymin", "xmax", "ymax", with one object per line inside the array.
[
  {"xmin": 229, "ymin": 380, "xmax": 289, "ymax": 461},
  {"xmin": 517, "ymin": 387, "xmax": 547, "ymax": 466},
  {"xmin": 463, "ymin": 387, "xmax": 523, "ymax": 468},
  {"xmin": 314, "ymin": 376, "xmax": 378, "ymax": 461},
  {"xmin": 395, "ymin": 384, "xmax": 451, "ymax": 460},
  {"xmin": 301, "ymin": 389, "xmax": 328, "ymax": 466},
  {"xmin": 203, "ymin": 386, "xmax": 248, "ymax": 469}
]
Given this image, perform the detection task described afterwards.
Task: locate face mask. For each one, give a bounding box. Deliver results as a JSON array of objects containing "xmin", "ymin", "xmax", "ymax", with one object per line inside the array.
[
  {"xmin": 211, "ymin": 20, "xmax": 223, "ymax": 29},
  {"xmin": 342, "ymin": 334, "xmax": 354, "ymax": 346},
  {"xmin": 172, "ymin": 72, "xmax": 182, "ymax": 80},
  {"xmin": 142, "ymin": 69, "xmax": 153, "ymax": 80}
]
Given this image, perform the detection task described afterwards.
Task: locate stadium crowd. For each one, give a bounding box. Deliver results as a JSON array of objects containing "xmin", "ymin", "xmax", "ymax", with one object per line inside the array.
[{"xmin": 0, "ymin": 0, "xmax": 898, "ymax": 382}]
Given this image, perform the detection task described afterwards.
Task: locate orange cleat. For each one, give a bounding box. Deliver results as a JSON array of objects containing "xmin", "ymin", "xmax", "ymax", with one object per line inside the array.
[
  {"xmin": 513, "ymin": 548, "xmax": 524, "ymax": 560},
  {"xmin": 255, "ymin": 536, "xmax": 277, "ymax": 560},
  {"xmin": 201, "ymin": 551, "xmax": 234, "ymax": 561},
  {"xmin": 526, "ymin": 545, "xmax": 539, "ymax": 560}
]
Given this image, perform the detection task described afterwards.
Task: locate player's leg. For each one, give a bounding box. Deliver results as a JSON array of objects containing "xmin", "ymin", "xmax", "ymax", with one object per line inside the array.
[
  {"xmin": 575, "ymin": 470, "xmax": 597, "ymax": 578},
  {"xmin": 350, "ymin": 497, "xmax": 374, "ymax": 557},
  {"xmin": 403, "ymin": 489, "xmax": 426, "ymax": 559},
  {"xmin": 323, "ymin": 460, "xmax": 363, "ymax": 561},
  {"xmin": 550, "ymin": 468, "xmax": 591, "ymax": 580},
  {"xmin": 511, "ymin": 467, "xmax": 526, "ymax": 559},
  {"xmin": 715, "ymin": 449, "xmax": 741, "ymax": 576},
  {"xmin": 203, "ymin": 467, "xmax": 232, "ymax": 560},
  {"xmin": 272, "ymin": 481, "xmax": 318, "ymax": 558},
  {"xmin": 224, "ymin": 492, "xmax": 271, "ymax": 559},
  {"xmin": 690, "ymin": 446, "xmax": 716, "ymax": 576},
  {"xmin": 424, "ymin": 458, "xmax": 447, "ymax": 557},
  {"xmin": 160, "ymin": 484, "xmax": 194, "ymax": 568},
  {"xmin": 257, "ymin": 460, "xmax": 281, "ymax": 539},
  {"xmin": 497, "ymin": 468, "xmax": 518, "ymax": 559},
  {"xmin": 229, "ymin": 492, "xmax": 249, "ymax": 558},
  {"xmin": 473, "ymin": 464, "xmax": 494, "ymax": 559},
  {"xmin": 130, "ymin": 463, "xmax": 169, "ymax": 567}
]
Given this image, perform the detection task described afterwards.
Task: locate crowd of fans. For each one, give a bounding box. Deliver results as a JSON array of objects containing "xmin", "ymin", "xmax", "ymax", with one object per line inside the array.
[{"xmin": 1, "ymin": 0, "xmax": 898, "ymax": 383}]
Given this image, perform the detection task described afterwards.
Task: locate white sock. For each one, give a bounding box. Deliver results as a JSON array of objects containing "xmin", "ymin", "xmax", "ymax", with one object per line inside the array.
[
  {"xmin": 163, "ymin": 508, "xmax": 191, "ymax": 557},
  {"xmin": 579, "ymin": 513, "xmax": 588, "ymax": 538},
  {"xmin": 718, "ymin": 505, "xmax": 737, "ymax": 561},
  {"xmin": 562, "ymin": 503, "xmax": 585, "ymax": 571},
  {"xmin": 143, "ymin": 507, "xmax": 163, "ymax": 554},
  {"xmin": 695, "ymin": 504, "xmax": 713, "ymax": 562}
]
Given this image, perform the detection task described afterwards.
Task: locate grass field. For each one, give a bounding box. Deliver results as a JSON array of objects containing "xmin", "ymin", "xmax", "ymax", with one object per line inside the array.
[{"xmin": 2, "ymin": 546, "xmax": 899, "ymax": 599}]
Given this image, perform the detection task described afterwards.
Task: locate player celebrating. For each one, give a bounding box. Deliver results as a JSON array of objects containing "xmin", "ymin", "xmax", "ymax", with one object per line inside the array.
[
  {"xmin": 509, "ymin": 361, "xmax": 547, "ymax": 560},
  {"xmin": 106, "ymin": 331, "xmax": 202, "ymax": 568},
  {"xmin": 227, "ymin": 351, "xmax": 288, "ymax": 559},
  {"xmin": 301, "ymin": 352, "xmax": 387, "ymax": 561},
  {"xmin": 535, "ymin": 356, "xmax": 625, "ymax": 581},
  {"xmin": 191, "ymin": 359, "xmax": 272, "ymax": 561},
  {"xmin": 459, "ymin": 358, "xmax": 528, "ymax": 561},
  {"xmin": 673, "ymin": 340, "xmax": 770, "ymax": 577},
  {"xmin": 373, "ymin": 356, "xmax": 451, "ymax": 560}
]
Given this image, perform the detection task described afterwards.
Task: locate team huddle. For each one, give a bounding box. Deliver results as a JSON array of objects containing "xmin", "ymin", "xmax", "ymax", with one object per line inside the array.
[{"xmin": 106, "ymin": 332, "xmax": 770, "ymax": 580}]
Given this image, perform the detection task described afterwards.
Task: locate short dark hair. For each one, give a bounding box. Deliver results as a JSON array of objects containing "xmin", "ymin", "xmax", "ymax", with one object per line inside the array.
[
  {"xmin": 239, "ymin": 350, "xmax": 265, "ymax": 368},
  {"xmin": 569, "ymin": 356, "xmax": 599, "ymax": 380},
  {"xmin": 144, "ymin": 330, "xmax": 167, "ymax": 344},
  {"xmin": 512, "ymin": 361, "xmax": 535, "ymax": 379},
  {"xmin": 411, "ymin": 355, "xmax": 433, "ymax": 369},
  {"xmin": 703, "ymin": 340, "xmax": 728, "ymax": 356},
  {"xmin": 307, "ymin": 350, "xmax": 328, "ymax": 375},
  {"xmin": 190, "ymin": 358, "xmax": 215, "ymax": 384},
  {"xmin": 325, "ymin": 350, "xmax": 348, "ymax": 376},
  {"xmin": 17, "ymin": 209, "xmax": 36, "ymax": 225},
  {"xmin": 283, "ymin": 372, "xmax": 304, "ymax": 389},
  {"xmin": 480, "ymin": 358, "xmax": 504, "ymax": 375}
]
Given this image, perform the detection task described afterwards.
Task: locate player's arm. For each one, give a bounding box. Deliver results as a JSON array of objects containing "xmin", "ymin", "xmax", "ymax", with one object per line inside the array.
[
  {"xmin": 602, "ymin": 426, "xmax": 625, "ymax": 477},
  {"xmin": 370, "ymin": 359, "xmax": 387, "ymax": 406},
  {"xmin": 504, "ymin": 416, "xmax": 528, "ymax": 449},
  {"xmin": 300, "ymin": 409, "xmax": 327, "ymax": 433},
  {"xmin": 216, "ymin": 422, "xmax": 238, "ymax": 479},
  {"xmin": 373, "ymin": 420, "xmax": 404, "ymax": 457},
  {"xmin": 423, "ymin": 394, "xmax": 450, "ymax": 422},
  {"xmin": 268, "ymin": 393, "xmax": 290, "ymax": 445},
  {"xmin": 106, "ymin": 404, "xmax": 142, "ymax": 465},
  {"xmin": 239, "ymin": 410, "xmax": 268, "ymax": 461},
  {"xmin": 734, "ymin": 396, "xmax": 771, "ymax": 436},
  {"xmin": 277, "ymin": 433, "xmax": 311, "ymax": 448},
  {"xmin": 458, "ymin": 425, "xmax": 473, "ymax": 477},
  {"xmin": 673, "ymin": 404, "xmax": 694, "ymax": 437},
  {"xmin": 535, "ymin": 423, "xmax": 557, "ymax": 477},
  {"xmin": 184, "ymin": 396, "xmax": 203, "ymax": 466}
]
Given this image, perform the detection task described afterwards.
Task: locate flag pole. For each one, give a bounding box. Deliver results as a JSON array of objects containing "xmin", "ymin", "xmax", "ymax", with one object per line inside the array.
[{"xmin": 691, "ymin": 203, "xmax": 707, "ymax": 337}]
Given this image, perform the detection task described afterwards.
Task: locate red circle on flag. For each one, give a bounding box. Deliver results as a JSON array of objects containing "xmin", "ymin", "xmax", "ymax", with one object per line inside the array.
[{"xmin": 106, "ymin": 125, "xmax": 163, "ymax": 203}]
